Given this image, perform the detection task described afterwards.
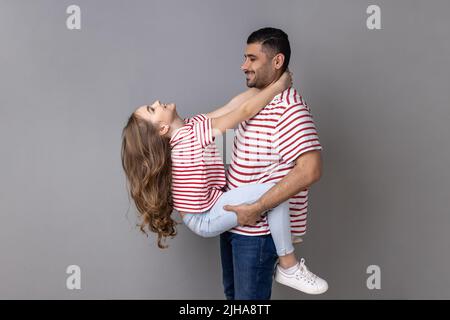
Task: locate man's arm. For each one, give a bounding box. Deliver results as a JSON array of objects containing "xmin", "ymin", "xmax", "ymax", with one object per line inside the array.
[
  {"xmin": 205, "ymin": 88, "xmax": 260, "ymax": 119},
  {"xmin": 223, "ymin": 150, "xmax": 323, "ymax": 225}
]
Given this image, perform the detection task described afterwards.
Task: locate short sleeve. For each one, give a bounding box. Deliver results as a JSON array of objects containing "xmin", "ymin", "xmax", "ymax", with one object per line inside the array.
[
  {"xmin": 192, "ymin": 117, "xmax": 215, "ymax": 148},
  {"xmin": 185, "ymin": 113, "xmax": 208, "ymax": 124},
  {"xmin": 273, "ymin": 103, "xmax": 323, "ymax": 164}
]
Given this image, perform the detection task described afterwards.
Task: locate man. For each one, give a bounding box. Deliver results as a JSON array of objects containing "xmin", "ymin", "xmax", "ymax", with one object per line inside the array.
[{"xmin": 220, "ymin": 27, "xmax": 327, "ymax": 299}]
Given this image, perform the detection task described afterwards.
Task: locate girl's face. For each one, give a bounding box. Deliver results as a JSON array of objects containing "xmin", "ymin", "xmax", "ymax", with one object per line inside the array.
[{"xmin": 135, "ymin": 100, "xmax": 178, "ymax": 128}]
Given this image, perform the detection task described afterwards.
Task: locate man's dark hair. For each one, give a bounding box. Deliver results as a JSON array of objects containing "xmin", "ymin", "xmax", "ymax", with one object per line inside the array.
[{"xmin": 247, "ymin": 27, "xmax": 291, "ymax": 73}]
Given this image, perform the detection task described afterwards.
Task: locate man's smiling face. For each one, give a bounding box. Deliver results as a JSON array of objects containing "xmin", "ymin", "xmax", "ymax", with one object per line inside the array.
[{"xmin": 241, "ymin": 42, "xmax": 277, "ymax": 89}]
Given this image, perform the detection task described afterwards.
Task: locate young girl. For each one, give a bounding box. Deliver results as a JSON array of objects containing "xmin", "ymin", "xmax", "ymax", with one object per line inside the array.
[{"xmin": 121, "ymin": 72, "xmax": 328, "ymax": 294}]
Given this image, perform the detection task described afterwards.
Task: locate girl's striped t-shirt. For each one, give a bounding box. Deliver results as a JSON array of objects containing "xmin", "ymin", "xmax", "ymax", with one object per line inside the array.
[{"xmin": 169, "ymin": 114, "xmax": 226, "ymax": 213}]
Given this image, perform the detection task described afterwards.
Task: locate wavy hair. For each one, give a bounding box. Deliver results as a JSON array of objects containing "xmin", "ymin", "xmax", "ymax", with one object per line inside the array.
[{"xmin": 121, "ymin": 111, "xmax": 177, "ymax": 248}]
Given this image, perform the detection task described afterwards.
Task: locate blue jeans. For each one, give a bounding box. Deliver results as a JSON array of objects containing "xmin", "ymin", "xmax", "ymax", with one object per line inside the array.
[
  {"xmin": 182, "ymin": 183, "xmax": 294, "ymax": 256},
  {"xmin": 220, "ymin": 231, "xmax": 278, "ymax": 300}
]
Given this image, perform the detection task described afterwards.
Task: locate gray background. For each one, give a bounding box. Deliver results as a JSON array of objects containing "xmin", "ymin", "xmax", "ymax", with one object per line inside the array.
[{"xmin": 1, "ymin": 0, "xmax": 449, "ymax": 299}]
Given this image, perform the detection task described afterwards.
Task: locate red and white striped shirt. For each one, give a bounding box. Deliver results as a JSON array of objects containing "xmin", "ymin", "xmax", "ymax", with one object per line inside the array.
[
  {"xmin": 170, "ymin": 114, "xmax": 226, "ymax": 213},
  {"xmin": 226, "ymin": 87, "xmax": 323, "ymax": 236}
]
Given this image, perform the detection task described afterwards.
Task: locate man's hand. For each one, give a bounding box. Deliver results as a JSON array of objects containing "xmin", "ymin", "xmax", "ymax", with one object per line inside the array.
[{"xmin": 223, "ymin": 202, "xmax": 266, "ymax": 226}]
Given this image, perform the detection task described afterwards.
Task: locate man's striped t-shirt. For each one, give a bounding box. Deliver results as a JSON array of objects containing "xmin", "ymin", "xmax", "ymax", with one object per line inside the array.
[{"xmin": 225, "ymin": 87, "xmax": 323, "ymax": 236}]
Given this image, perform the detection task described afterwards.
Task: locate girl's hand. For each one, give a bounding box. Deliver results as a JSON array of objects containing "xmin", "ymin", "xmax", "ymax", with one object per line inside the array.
[{"xmin": 276, "ymin": 70, "xmax": 293, "ymax": 92}]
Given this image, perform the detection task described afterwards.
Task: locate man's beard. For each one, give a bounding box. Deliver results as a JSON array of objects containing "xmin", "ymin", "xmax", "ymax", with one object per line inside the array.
[
  {"xmin": 246, "ymin": 78, "xmax": 256, "ymax": 88},
  {"xmin": 246, "ymin": 70, "xmax": 272, "ymax": 89}
]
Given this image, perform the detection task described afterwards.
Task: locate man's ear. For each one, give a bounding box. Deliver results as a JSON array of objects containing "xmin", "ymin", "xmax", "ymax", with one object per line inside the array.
[{"xmin": 272, "ymin": 53, "xmax": 285, "ymax": 70}]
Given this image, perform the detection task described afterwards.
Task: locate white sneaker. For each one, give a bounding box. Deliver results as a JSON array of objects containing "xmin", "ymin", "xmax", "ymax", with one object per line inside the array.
[{"xmin": 274, "ymin": 258, "xmax": 328, "ymax": 295}]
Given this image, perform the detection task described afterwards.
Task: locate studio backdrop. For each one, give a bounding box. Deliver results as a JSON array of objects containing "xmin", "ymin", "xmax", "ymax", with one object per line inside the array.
[{"xmin": 1, "ymin": 0, "xmax": 449, "ymax": 299}]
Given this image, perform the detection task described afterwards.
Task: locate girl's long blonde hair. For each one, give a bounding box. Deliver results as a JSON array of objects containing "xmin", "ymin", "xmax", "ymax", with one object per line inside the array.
[{"xmin": 121, "ymin": 112, "xmax": 177, "ymax": 248}]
